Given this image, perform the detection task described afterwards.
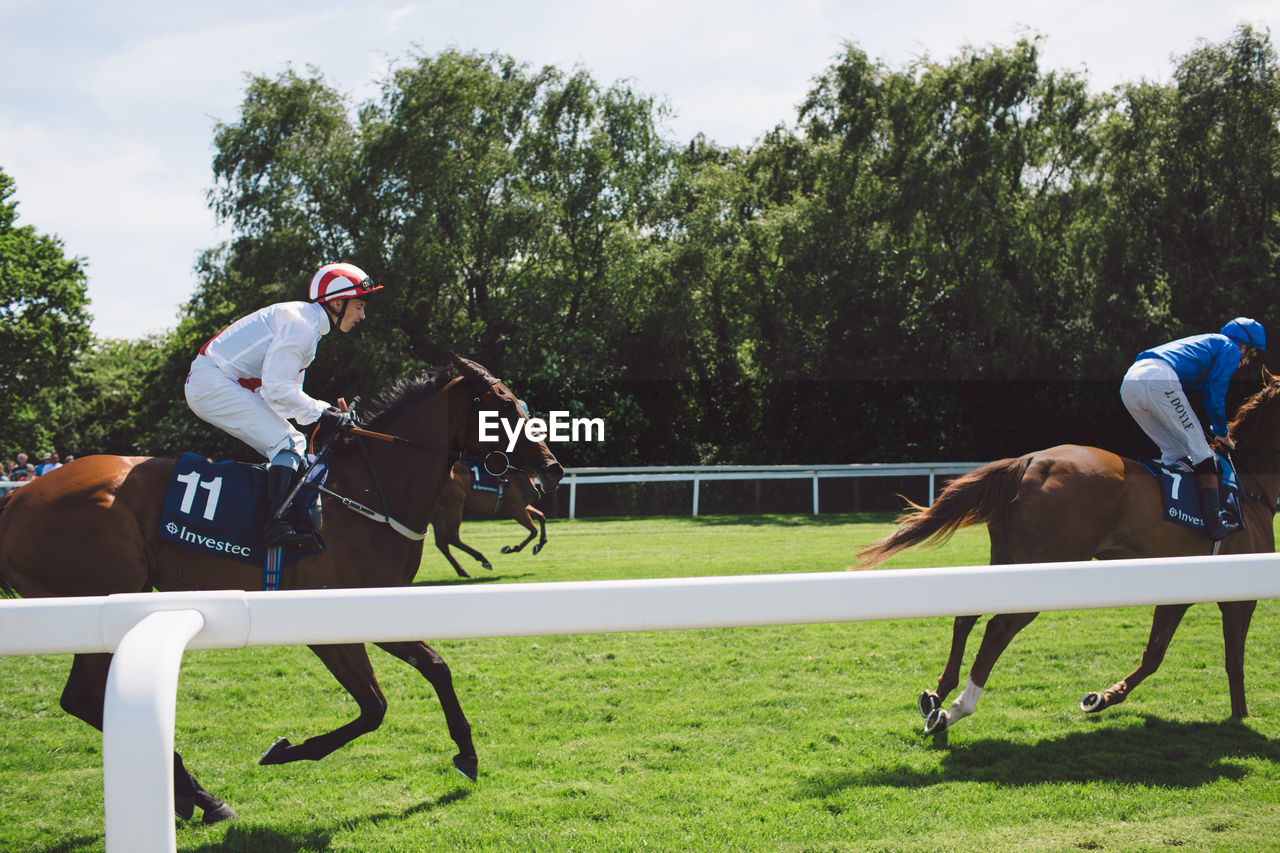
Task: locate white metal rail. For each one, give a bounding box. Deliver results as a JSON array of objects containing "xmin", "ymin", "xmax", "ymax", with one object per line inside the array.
[
  {"xmin": 561, "ymin": 462, "xmax": 983, "ymax": 518},
  {"xmin": 3, "ymin": 553, "xmax": 1280, "ymax": 852}
]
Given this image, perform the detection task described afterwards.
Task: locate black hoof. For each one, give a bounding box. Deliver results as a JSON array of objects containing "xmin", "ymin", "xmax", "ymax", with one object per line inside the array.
[
  {"xmin": 532, "ymin": 543, "xmax": 543, "ymax": 555},
  {"xmin": 923, "ymin": 708, "xmax": 948, "ymax": 735},
  {"xmin": 1080, "ymin": 692, "xmax": 1106, "ymax": 714},
  {"xmin": 202, "ymin": 801, "xmax": 239, "ymax": 824},
  {"xmin": 500, "ymin": 546, "xmax": 513, "ymax": 554},
  {"xmin": 481, "ymin": 561, "xmax": 493, "ymax": 571},
  {"xmin": 259, "ymin": 737, "xmax": 292, "ymax": 765},
  {"xmin": 175, "ymin": 795, "xmax": 195, "ymax": 821},
  {"xmin": 453, "ymin": 753, "xmax": 478, "ymax": 782},
  {"xmin": 918, "ymin": 691, "xmax": 941, "ymax": 718}
]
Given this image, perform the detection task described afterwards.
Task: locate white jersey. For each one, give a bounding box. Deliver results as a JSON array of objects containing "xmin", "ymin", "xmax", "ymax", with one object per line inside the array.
[{"xmin": 199, "ymin": 301, "xmax": 332, "ymax": 425}]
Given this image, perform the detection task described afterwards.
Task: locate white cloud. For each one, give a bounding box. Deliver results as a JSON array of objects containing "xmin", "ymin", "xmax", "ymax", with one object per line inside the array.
[{"xmin": 2, "ymin": 0, "xmax": 1278, "ymax": 340}]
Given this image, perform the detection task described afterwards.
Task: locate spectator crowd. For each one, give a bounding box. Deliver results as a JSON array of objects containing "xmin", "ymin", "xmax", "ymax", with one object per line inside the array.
[{"xmin": 1, "ymin": 451, "xmax": 74, "ymax": 485}]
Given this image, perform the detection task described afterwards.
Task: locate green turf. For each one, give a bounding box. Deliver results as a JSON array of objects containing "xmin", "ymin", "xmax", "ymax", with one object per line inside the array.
[{"xmin": 2, "ymin": 513, "xmax": 1279, "ymax": 852}]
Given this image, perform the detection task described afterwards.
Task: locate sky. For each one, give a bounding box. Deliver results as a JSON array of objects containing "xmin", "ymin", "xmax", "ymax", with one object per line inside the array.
[{"xmin": 2, "ymin": 1, "xmax": 1278, "ymax": 341}]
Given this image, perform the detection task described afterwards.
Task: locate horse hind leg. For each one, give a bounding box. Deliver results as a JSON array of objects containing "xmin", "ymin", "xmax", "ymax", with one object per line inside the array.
[
  {"xmin": 376, "ymin": 641, "xmax": 478, "ymax": 781},
  {"xmin": 925, "ymin": 611, "xmax": 1039, "ymax": 734},
  {"xmin": 432, "ymin": 526, "xmax": 473, "ymax": 578},
  {"xmin": 452, "ymin": 538, "xmax": 493, "ymax": 571},
  {"xmin": 920, "ymin": 615, "xmax": 980, "ymax": 718},
  {"xmin": 60, "ymin": 654, "xmax": 235, "ymax": 823}
]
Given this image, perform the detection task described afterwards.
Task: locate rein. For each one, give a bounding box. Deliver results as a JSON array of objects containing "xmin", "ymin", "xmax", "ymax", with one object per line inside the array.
[
  {"xmin": 314, "ymin": 373, "xmax": 538, "ymax": 541},
  {"xmin": 348, "ymin": 425, "xmax": 512, "ymax": 477},
  {"xmin": 1226, "ymin": 449, "xmax": 1280, "ymax": 516}
]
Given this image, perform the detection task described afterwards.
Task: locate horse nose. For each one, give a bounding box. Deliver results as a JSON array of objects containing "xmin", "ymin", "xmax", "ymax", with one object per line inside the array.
[{"xmin": 541, "ymin": 461, "xmax": 565, "ymax": 494}]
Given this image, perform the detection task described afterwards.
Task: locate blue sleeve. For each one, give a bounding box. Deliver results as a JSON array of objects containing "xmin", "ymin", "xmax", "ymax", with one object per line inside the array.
[{"xmin": 1201, "ymin": 343, "xmax": 1241, "ymax": 436}]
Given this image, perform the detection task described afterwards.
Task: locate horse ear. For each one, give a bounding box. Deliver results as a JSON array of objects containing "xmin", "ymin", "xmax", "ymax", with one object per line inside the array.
[{"xmin": 451, "ymin": 353, "xmax": 476, "ymax": 377}]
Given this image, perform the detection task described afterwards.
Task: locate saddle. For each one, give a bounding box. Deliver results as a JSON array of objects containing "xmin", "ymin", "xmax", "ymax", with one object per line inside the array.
[
  {"xmin": 158, "ymin": 453, "xmax": 327, "ymax": 585},
  {"xmin": 1136, "ymin": 454, "xmax": 1243, "ymax": 536}
]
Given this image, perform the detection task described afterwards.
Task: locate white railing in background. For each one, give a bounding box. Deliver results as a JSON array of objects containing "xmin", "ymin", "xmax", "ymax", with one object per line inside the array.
[
  {"xmin": 561, "ymin": 462, "xmax": 984, "ymax": 518},
  {"xmin": 3, "ymin": 554, "xmax": 1280, "ymax": 853}
]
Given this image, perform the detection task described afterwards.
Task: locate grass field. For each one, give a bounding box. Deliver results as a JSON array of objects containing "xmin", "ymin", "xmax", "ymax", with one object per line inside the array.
[{"xmin": 3, "ymin": 513, "xmax": 1280, "ymax": 852}]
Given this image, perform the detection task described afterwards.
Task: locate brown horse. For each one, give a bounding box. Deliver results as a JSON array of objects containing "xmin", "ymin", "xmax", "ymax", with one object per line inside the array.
[
  {"xmin": 856, "ymin": 369, "xmax": 1280, "ymax": 734},
  {"xmin": 431, "ymin": 460, "xmax": 548, "ymax": 578},
  {"xmin": 0, "ymin": 356, "xmax": 563, "ymax": 822}
]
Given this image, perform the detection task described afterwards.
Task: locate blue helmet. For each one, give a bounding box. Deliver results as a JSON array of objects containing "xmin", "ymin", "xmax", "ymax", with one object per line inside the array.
[{"xmin": 1220, "ymin": 317, "xmax": 1267, "ymax": 353}]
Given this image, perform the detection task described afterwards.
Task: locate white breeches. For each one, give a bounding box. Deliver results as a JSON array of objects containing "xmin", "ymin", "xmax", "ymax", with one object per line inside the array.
[
  {"xmin": 184, "ymin": 356, "xmax": 307, "ymax": 461},
  {"xmin": 1120, "ymin": 359, "xmax": 1214, "ymax": 466}
]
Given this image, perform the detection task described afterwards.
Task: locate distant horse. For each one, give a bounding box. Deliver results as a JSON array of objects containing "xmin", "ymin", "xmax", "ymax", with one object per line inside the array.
[
  {"xmin": 0, "ymin": 356, "xmax": 563, "ymax": 823},
  {"xmin": 856, "ymin": 369, "xmax": 1280, "ymax": 734},
  {"xmin": 431, "ymin": 460, "xmax": 548, "ymax": 578}
]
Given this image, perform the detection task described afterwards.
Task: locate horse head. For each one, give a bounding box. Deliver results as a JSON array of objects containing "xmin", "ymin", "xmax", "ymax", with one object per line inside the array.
[{"xmin": 452, "ymin": 355, "xmax": 564, "ymax": 502}]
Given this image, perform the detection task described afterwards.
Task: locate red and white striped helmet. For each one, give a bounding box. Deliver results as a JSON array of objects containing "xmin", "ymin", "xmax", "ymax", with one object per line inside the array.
[{"xmin": 308, "ymin": 262, "xmax": 383, "ymax": 304}]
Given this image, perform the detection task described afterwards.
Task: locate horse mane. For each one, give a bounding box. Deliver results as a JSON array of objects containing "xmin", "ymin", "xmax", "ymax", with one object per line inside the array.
[
  {"xmin": 360, "ymin": 367, "xmax": 457, "ymax": 433},
  {"xmin": 1228, "ymin": 378, "xmax": 1280, "ymax": 444}
]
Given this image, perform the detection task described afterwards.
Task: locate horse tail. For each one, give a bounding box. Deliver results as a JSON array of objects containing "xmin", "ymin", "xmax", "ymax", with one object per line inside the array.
[
  {"xmin": 0, "ymin": 491, "xmax": 15, "ymax": 597},
  {"xmin": 854, "ymin": 455, "xmax": 1031, "ymax": 569}
]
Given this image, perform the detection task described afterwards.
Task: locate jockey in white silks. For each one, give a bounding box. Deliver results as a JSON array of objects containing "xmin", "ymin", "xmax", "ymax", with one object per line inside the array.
[{"xmin": 184, "ymin": 262, "xmax": 382, "ymax": 552}]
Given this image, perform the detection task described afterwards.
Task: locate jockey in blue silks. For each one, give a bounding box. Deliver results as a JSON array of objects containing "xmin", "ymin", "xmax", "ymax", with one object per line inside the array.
[{"xmin": 1120, "ymin": 317, "xmax": 1267, "ymax": 540}]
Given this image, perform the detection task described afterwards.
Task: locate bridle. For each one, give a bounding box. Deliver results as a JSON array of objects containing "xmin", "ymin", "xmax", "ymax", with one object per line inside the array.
[{"xmin": 309, "ymin": 373, "xmax": 545, "ymax": 541}]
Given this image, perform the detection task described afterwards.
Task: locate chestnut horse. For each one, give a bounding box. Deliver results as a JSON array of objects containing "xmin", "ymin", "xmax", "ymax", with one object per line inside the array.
[
  {"xmin": 0, "ymin": 356, "xmax": 563, "ymax": 822},
  {"xmin": 431, "ymin": 460, "xmax": 548, "ymax": 578},
  {"xmin": 857, "ymin": 369, "xmax": 1280, "ymax": 735}
]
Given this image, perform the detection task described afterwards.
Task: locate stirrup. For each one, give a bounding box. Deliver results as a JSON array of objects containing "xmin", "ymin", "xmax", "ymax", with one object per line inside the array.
[
  {"xmin": 1205, "ymin": 511, "xmax": 1240, "ymax": 542},
  {"xmin": 263, "ymin": 519, "xmax": 323, "ymax": 554}
]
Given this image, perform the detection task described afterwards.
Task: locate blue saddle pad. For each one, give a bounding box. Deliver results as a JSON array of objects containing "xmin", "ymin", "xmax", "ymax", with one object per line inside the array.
[
  {"xmin": 1136, "ymin": 454, "xmax": 1243, "ymax": 534},
  {"xmin": 158, "ymin": 452, "xmax": 324, "ymax": 570},
  {"xmin": 467, "ymin": 461, "xmax": 504, "ymax": 495}
]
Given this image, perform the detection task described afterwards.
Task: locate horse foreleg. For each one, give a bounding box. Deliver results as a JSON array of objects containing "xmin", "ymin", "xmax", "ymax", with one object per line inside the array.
[
  {"xmin": 1220, "ymin": 600, "xmax": 1256, "ymax": 718},
  {"xmin": 531, "ymin": 507, "xmax": 547, "ymax": 555},
  {"xmin": 260, "ymin": 643, "xmax": 387, "ymax": 765},
  {"xmin": 925, "ymin": 612, "xmax": 1038, "ymax": 734},
  {"xmin": 376, "ymin": 641, "xmax": 478, "ymax": 781},
  {"xmin": 502, "ymin": 518, "xmax": 539, "ymax": 555},
  {"xmin": 61, "ymin": 654, "xmax": 236, "ymax": 823},
  {"xmin": 1081, "ymin": 603, "xmax": 1190, "ymax": 714},
  {"xmin": 920, "ymin": 615, "xmax": 980, "ymax": 717}
]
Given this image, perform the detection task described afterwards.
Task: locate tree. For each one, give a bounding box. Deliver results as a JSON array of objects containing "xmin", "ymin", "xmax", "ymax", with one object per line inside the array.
[{"xmin": 0, "ymin": 168, "xmax": 92, "ymax": 457}]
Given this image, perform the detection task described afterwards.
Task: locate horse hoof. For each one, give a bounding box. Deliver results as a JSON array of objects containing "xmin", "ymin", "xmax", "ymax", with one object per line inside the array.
[
  {"xmin": 1080, "ymin": 692, "xmax": 1106, "ymax": 714},
  {"xmin": 918, "ymin": 691, "xmax": 941, "ymax": 717},
  {"xmin": 453, "ymin": 753, "xmax": 478, "ymax": 782},
  {"xmin": 500, "ymin": 546, "xmax": 513, "ymax": 554},
  {"xmin": 175, "ymin": 795, "xmax": 196, "ymax": 821},
  {"xmin": 481, "ymin": 561, "xmax": 493, "ymax": 571},
  {"xmin": 923, "ymin": 708, "xmax": 948, "ymax": 735},
  {"xmin": 202, "ymin": 801, "xmax": 239, "ymax": 824},
  {"xmin": 259, "ymin": 737, "xmax": 292, "ymax": 765},
  {"xmin": 532, "ymin": 543, "xmax": 542, "ymax": 555}
]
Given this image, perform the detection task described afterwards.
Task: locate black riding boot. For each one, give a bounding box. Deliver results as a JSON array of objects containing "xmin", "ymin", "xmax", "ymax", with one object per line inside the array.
[
  {"xmin": 263, "ymin": 465, "xmax": 323, "ymax": 553},
  {"xmin": 1195, "ymin": 461, "xmax": 1239, "ymax": 541}
]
